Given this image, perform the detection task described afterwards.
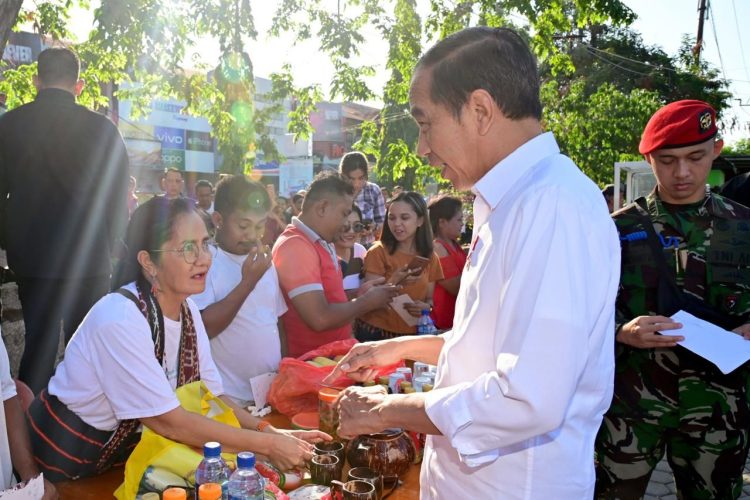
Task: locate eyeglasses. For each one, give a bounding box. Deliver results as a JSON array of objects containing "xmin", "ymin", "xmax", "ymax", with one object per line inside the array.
[
  {"xmin": 342, "ymin": 222, "xmax": 365, "ymax": 233},
  {"xmin": 151, "ymin": 240, "xmax": 211, "ymax": 264}
]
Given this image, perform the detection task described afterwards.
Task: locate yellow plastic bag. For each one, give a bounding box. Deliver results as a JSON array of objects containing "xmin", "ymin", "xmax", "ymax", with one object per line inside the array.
[{"xmin": 114, "ymin": 381, "xmax": 240, "ymax": 499}]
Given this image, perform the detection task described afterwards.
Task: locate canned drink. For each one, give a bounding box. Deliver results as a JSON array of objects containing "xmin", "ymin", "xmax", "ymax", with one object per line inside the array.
[
  {"xmin": 413, "ymin": 362, "xmax": 430, "ymax": 379},
  {"xmin": 422, "ymin": 383, "xmax": 434, "ymax": 392},
  {"xmin": 363, "ymin": 380, "xmax": 376, "ymax": 387},
  {"xmin": 396, "ymin": 367, "xmax": 413, "ymax": 382},
  {"xmin": 413, "ymin": 376, "xmax": 432, "ymax": 392},
  {"xmin": 388, "ymin": 372, "xmax": 406, "ymax": 394},
  {"xmin": 378, "ymin": 375, "xmax": 390, "ymax": 386},
  {"xmin": 403, "ymin": 387, "xmax": 416, "ymax": 394}
]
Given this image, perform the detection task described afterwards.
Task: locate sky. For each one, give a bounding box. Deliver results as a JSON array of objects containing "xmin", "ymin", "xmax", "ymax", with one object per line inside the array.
[{"xmin": 53, "ymin": 0, "xmax": 750, "ymax": 144}]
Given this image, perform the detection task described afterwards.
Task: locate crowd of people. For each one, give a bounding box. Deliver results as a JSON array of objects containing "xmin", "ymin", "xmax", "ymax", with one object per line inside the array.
[{"xmin": 0, "ymin": 25, "xmax": 749, "ymax": 500}]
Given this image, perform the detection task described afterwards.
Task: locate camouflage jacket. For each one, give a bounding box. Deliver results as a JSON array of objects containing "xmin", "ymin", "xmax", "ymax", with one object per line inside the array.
[{"xmin": 614, "ymin": 190, "xmax": 750, "ymax": 330}]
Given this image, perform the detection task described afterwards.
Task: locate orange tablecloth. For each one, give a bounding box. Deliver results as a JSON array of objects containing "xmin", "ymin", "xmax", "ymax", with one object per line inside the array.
[{"xmin": 55, "ymin": 412, "xmax": 421, "ymax": 499}]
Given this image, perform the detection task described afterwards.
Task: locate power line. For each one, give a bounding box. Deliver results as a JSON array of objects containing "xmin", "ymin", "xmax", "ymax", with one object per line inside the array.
[
  {"xmin": 707, "ymin": 1, "xmax": 728, "ymax": 82},
  {"xmin": 731, "ymin": 0, "xmax": 750, "ymax": 81}
]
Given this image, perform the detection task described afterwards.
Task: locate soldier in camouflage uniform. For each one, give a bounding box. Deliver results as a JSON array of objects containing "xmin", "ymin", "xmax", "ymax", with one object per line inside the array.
[{"xmin": 595, "ymin": 100, "xmax": 750, "ymax": 499}]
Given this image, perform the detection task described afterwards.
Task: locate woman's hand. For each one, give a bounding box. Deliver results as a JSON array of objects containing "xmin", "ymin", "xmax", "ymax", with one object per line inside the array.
[
  {"xmin": 274, "ymin": 428, "xmax": 331, "ymax": 444},
  {"xmin": 404, "ymin": 300, "xmax": 430, "ymax": 317},
  {"xmin": 266, "ymin": 433, "xmax": 315, "ymax": 471},
  {"xmin": 389, "ymin": 265, "xmax": 420, "ymax": 286}
]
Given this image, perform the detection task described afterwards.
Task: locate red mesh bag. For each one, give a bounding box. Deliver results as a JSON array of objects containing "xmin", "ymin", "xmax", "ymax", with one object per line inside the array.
[{"xmin": 268, "ymin": 338, "xmax": 403, "ymax": 417}]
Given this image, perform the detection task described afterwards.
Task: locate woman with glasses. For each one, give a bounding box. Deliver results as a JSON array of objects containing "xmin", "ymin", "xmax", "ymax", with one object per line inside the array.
[
  {"xmin": 334, "ymin": 205, "xmax": 367, "ymax": 294},
  {"xmin": 355, "ymin": 191, "xmax": 444, "ymax": 342},
  {"xmin": 26, "ymin": 197, "xmax": 328, "ymax": 483}
]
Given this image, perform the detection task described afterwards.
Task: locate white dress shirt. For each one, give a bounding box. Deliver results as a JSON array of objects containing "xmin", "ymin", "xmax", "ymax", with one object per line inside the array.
[{"xmin": 421, "ymin": 132, "xmax": 620, "ymax": 499}]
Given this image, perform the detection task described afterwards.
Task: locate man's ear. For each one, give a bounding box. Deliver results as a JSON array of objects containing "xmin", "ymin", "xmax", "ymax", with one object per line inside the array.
[
  {"xmin": 713, "ymin": 139, "xmax": 724, "ymax": 159},
  {"xmin": 74, "ymin": 79, "xmax": 85, "ymax": 96},
  {"xmin": 212, "ymin": 211, "xmax": 223, "ymax": 230},
  {"xmin": 467, "ymin": 88, "xmax": 495, "ymax": 136},
  {"xmin": 315, "ymin": 199, "xmax": 329, "ymax": 217},
  {"xmin": 32, "ymin": 75, "xmax": 41, "ymax": 91}
]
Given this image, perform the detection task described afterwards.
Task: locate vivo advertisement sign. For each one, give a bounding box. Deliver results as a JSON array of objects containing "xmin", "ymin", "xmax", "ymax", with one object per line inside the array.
[{"xmin": 118, "ymin": 83, "xmax": 216, "ymax": 173}]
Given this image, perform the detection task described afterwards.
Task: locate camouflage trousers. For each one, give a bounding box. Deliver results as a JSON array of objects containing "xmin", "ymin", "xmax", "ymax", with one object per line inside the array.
[{"xmin": 595, "ymin": 348, "xmax": 750, "ymax": 500}]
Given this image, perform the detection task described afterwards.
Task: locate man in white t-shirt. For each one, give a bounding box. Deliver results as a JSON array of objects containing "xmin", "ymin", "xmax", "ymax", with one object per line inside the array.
[
  {"xmin": 1, "ymin": 337, "xmax": 56, "ymax": 497},
  {"xmin": 193, "ymin": 175, "xmax": 287, "ymax": 406}
]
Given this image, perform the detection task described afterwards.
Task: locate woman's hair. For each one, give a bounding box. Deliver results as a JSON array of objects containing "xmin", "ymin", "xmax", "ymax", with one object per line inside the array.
[
  {"xmin": 428, "ymin": 195, "xmax": 463, "ymax": 236},
  {"xmin": 350, "ymin": 204, "xmax": 362, "ymax": 220},
  {"xmin": 112, "ymin": 196, "xmax": 197, "ymax": 290},
  {"xmin": 380, "ymin": 191, "xmax": 434, "ymax": 257}
]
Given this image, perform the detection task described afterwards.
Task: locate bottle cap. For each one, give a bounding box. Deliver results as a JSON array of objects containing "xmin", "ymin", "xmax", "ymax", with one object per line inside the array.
[
  {"xmin": 198, "ymin": 483, "xmax": 222, "ymax": 500},
  {"xmin": 421, "ymin": 309, "xmax": 429, "ymax": 314},
  {"xmin": 203, "ymin": 441, "xmax": 221, "ymax": 458},
  {"xmin": 237, "ymin": 451, "xmax": 256, "ymax": 469},
  {"xmin": 162, "ymin": 488, "xmax": 187, "ymax": 500}
]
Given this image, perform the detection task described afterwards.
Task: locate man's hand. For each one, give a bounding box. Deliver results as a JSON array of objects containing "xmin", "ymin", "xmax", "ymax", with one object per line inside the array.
[
  {"xmin": 733, "ymin": 323, "xmax": 750, "ymax": 340},
  {"xmin": 356, "ymin": 277, "xmax": 386, "ymax": 297},
  {"xmin": 616, "ymin": 315, "xmax": 684, "ymax": 348},
  {"xmin": 336, "ymin": 385, "xmax": 389, "ymax": 439},
  {"xmin": 324, "ymin": 340, "xmax": 404, "ymax": 383},
  {"xmin": 358, "ymin": 283, "xmax": 400, "ymax": 311},
  {"xmin": 241, "ymin": 243, "xmax": 272, "ymax": 287}
]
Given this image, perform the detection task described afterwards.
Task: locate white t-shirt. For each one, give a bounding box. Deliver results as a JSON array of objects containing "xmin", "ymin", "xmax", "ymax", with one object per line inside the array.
[
  {"xmin": 192, "ymin": 246, "xmax": 287, "ymax": 403},
  {"xmin": 341, "ymin": 243, "xmax": 366, "ymax": 290},
  {"xmin": 48, "ymin": 283, "xmax": 225, "ymax": 431},
  {"xmin": 1, "ymin": 333, "xmax": 18, "ymax": 490}
]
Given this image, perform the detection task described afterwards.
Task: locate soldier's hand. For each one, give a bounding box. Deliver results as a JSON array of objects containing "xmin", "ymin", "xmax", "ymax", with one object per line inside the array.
[
  {"xmin": 732, "ymin": 323, "xmax": 750, "ymax": 340},
  {"xmin": 616, "ymin": 315, "xmax": 684, "ymax": 349}
]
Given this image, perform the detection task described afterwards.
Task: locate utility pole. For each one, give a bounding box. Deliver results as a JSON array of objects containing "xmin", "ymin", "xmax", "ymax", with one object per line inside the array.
[{"xmin": 694, "ymin": 0, "xmax": 708, "ymax": 64}]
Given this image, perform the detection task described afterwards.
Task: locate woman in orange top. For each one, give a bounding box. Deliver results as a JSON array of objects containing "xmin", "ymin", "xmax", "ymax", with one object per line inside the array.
[
  {"xmin": 355, "ymin": 191, "xmax": 443, "ymax": 341},
  {"xmin": 428, "ymin": 195, "xmax": 467, "ymax": 330}
]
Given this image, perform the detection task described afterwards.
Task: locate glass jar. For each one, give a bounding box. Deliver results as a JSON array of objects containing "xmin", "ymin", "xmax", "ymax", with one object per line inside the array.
[{"xmin": 318, "ymin": 387, "xmax": 341, "ymax": 439}]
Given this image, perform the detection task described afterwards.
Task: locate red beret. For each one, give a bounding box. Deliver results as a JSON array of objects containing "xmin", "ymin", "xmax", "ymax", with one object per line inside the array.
[{"xmin": 639, "ymin": 100, "xmax": 718, "ymax": 155}]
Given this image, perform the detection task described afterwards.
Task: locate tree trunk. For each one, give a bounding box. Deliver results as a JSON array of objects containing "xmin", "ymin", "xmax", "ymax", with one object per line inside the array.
[{"xmin": 0, "ymin": 0, "xmax": 24, "ymax": 60}]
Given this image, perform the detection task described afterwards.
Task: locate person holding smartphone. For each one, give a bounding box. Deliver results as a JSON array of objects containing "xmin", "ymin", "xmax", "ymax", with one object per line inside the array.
[{"xmin": 355, "ymin": 191, "xmax": 444, "ymax": 341}]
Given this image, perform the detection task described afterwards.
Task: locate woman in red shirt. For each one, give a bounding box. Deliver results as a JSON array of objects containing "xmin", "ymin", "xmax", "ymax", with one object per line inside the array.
[{"xmin": 428, "ymin": 195, "xmax": 467, "ymax": 330}]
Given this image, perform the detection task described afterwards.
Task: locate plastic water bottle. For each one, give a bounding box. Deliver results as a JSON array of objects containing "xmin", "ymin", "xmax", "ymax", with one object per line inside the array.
[
  {"xmin": 417, "ymin": 309, "xmax": 436, "ymax": 335},
  {"xmin": 195, "ymin": 442, "xmax": 231, "ymax": 498},
  {"xmin": 227, "ymin": 452, "xmax": 265, "ymax": 500}
]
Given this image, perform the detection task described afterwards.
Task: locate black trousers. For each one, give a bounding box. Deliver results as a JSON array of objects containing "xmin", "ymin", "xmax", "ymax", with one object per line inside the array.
[{"xmin": 16, "ymin": 275, "xmax": 109, "ymax": 394}]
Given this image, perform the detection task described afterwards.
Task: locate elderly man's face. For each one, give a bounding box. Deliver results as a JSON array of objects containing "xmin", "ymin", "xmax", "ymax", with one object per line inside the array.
[{"xmin": 409, "ymin": 68, "xmax": 479, "ymax": 191}]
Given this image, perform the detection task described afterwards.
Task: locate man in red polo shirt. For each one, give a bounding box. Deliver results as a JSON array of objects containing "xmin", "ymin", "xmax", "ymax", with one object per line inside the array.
[{"xmin": 272, "ymin": 172, "xmax": 399, "ymax": 357}]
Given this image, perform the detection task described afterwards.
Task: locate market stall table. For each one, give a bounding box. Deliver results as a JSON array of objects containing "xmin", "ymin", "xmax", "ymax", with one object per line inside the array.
[{"xmin": 55, "ymin": 411, "xmax": 421, "ymax": 499}]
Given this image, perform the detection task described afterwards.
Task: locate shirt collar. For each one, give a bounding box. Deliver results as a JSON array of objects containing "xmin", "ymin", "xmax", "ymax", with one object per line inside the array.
[
  {"xmin": 35, "ymin": 88, "xmax": 76, "ymax": 104},
  {"xmin": 472, "ymin": 132, "xmax": 560, "ymax": 212},
  {"xmin": 292, "ymin": 216, "xmax": 325, "ymax": 243}
]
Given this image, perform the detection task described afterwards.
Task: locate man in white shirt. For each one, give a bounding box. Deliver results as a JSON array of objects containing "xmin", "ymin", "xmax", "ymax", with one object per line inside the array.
[
  {"xmin": 192, "ymin": 175, "xmax": 287, "ymax": 406},
  {"xmin": 326, "ymin": 27, "xmax": 620, "ymax": 499},
  {"xmin": 1, "ymin": 337, "xmax": 56, "ymax": 498}
]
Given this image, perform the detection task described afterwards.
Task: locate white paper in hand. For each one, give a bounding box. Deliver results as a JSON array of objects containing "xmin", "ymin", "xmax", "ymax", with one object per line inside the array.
[
  {"xmin": 670, "ymin": 310, "xmax": 750, "ymax": 374},
  {"xmin": 249, "ymin": 371, "xmax": 277, "ymax": 409},
  {"xmin": 390, "ymin": 294, "xmax": 420, "ymax": 327},
  {"xmin": 0, "ymin": 474, "xmax": 45, "ymax": 499}
]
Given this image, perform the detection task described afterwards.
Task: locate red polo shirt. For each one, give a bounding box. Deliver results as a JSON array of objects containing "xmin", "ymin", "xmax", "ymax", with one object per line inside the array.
[{"xmin": 272, "ymin": 219, "xmax": 351, "ymax": 358}]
